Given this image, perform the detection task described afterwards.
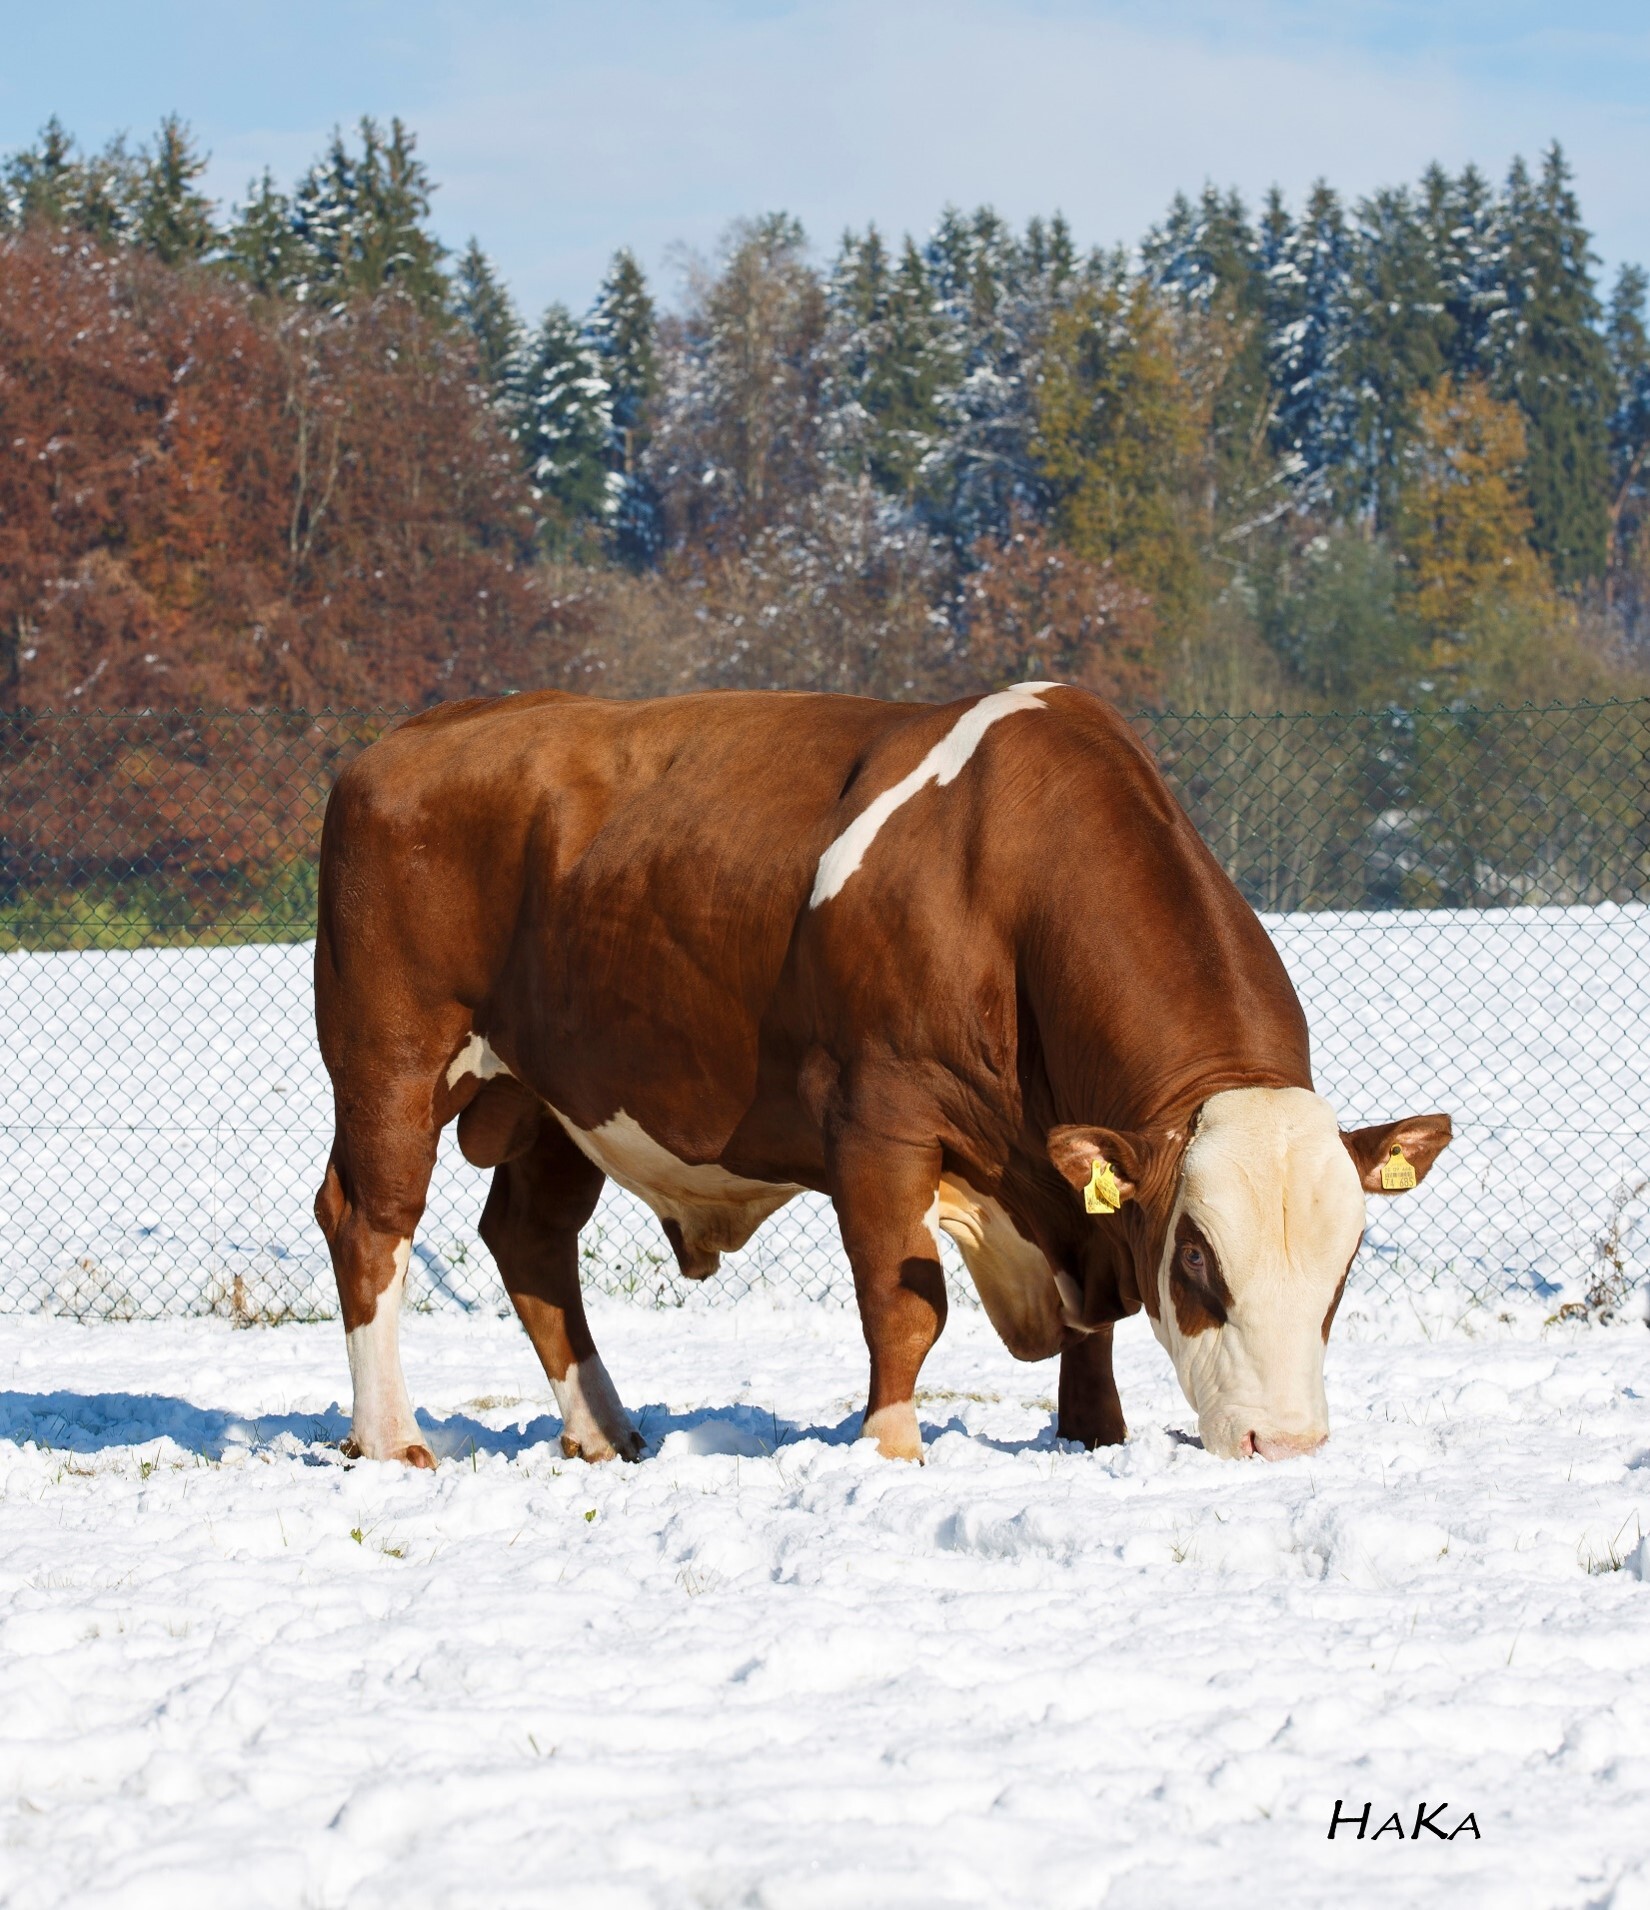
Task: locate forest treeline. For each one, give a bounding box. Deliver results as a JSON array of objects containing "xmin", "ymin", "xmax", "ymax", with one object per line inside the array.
[{"xmin": 5, "ymin": 112, "xmax": 1650, "ymax": 718}]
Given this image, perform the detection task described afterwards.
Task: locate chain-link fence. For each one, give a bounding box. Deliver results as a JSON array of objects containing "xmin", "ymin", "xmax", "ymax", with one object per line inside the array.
[{"xmin": 2, "ymin": 701, "xmax": 1648, "ymax": 1326}]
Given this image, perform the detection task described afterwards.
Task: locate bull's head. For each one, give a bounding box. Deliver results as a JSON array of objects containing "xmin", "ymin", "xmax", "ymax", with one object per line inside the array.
[{"xmin": 1049, "ymin": 1088, "xmax": 1451, "ymax": 1459}]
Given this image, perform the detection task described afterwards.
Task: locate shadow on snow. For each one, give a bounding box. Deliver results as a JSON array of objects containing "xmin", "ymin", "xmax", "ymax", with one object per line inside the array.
[{"xmin": 0, "ymin": 1391, "xmax": 1073, "ymax": 1463}]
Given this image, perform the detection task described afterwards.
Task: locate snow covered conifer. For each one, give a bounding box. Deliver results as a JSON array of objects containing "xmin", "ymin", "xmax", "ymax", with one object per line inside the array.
[
  {"xmin": 1340, "ymin": 187, "xmax": 1451, "ymax": 528},
  {"xmin": 0, "ymin": 118, "xmax": 141, "ymax": 245},
  {"xmin": 920, "ymin": 206, "xmax": 1043, "ymax": 552},
  {"xmin": 0, "ymin": 117, "xmax": 78, "ymax": 231},
  {"xmin": 518, "ymin": 303, "xmax": 617, "ymax": 550},
  {"xmin": 1606, "ymin": 264, "xmax": 1650, "ymax": 603},
  {"xmin": 289, "ymin": 119, "xmax": 447, "ymax": 313},
  {"xmin": 1268, "ymin": 182, "xmax": 1356, "ymax": 509},
  {"xmin": 223, "ymin": 171, "xmax": 313, "ymax": 299},
  {"xmin": 585, "ymin": 248, "xmax": 661, "ymax": 563},
  {"xmin": 1495, "ymin": 145, "xmax": 1610, "ymax": 583},
  {"xmin": 453, "ymin": 239, "xmax": 525, "ymax": 404},
  {"xmin": 827, "ymin": 227, "xmax": 956, "ymax": 508},
  {"xmin": 1420, "ymin": 162, "xmax": 1507, "ymax": 384},
  {"xmin": 135, "ymin": 116, "xmax": 216, "ymax": 264}
]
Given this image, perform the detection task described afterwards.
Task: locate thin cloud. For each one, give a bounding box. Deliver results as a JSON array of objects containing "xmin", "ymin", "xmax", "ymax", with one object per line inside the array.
[{"xmin": 5, "ymin": 0, "xmax": 1647, "ymax": 314}]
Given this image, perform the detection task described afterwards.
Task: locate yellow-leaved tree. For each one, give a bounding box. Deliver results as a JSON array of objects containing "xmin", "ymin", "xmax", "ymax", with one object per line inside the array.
[
  {"xmin": 1395, "ymin": 376, "xmax": 1580, "ymax": 700},
  {"xmin": 1031, "ymin": 280, "xmax": 1205, "ymax": 634}
]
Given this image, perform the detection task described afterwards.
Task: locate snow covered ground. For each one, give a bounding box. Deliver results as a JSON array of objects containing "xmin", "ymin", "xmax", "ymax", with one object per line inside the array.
[
  {"xmin": 2, "ymin": 1300, "xmax": 1649, "ymax": 1908},
  {"xmin": 3, "ymin": 904, "xmax": 1649, "ymax": 1322}
]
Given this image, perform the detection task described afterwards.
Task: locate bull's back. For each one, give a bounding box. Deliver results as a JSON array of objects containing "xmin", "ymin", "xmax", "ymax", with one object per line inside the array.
[{"xmin": 316, "ymin": 690, "xmax": 907, "ymax": 1130}]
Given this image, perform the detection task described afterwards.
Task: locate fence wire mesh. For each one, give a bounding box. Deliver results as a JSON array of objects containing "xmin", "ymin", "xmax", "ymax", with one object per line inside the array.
[{"xmin": 1, "ymin": 701, "xmax": 1648, "ymax": 1325}]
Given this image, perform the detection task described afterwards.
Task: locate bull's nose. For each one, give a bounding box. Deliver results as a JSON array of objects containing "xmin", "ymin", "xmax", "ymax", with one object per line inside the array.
[{"xmin": 1250, "ymin": 1429, "xmax": 1327, "ymax": 1461}]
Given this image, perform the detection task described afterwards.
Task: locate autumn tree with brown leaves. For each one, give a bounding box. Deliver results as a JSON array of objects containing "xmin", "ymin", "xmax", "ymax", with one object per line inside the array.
[{"xmin": 0, "ymin": 230, "xmax": 555, "ymax": 713}]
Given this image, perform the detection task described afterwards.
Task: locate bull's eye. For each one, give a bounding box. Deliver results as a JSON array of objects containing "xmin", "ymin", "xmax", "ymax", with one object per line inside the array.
[{"xmin": 1179, "ymin": 1243, "xmax": 1206, "ymax": 1278}]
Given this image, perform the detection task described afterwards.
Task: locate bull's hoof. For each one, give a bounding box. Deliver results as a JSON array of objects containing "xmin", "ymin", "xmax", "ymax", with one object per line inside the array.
[
  {"xmin": 559, "ymin": 1423, "xmax": 644, "ymax": 1464},
  {"xmin": 341, "ymin": 1435, "xmax": 438, "ymax": 1469},
  {"xmin": 860, "ymin": 1402, "xmax": 924, "ymax": 1463}
]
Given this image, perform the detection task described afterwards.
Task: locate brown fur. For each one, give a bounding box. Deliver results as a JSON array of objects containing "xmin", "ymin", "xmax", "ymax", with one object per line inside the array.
[{"xmin": 313, "ymin": 685, "xmax": 1341, "ymax": 1456}]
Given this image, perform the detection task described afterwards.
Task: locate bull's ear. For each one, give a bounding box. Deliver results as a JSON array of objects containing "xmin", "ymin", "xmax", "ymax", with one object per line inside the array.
[
  {"xmin": 1341, "ymin": 1114, "xmax": 1453, "ymax": 1194},
  {"xmin": 1046, "ymin": 1125, "xmax": 1143, "ymax": 1205}
]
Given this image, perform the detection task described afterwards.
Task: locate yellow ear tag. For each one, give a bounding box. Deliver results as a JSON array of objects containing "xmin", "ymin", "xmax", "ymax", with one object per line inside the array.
[
  {"xmin": 1084, "ymin": 1156, "xmax": 1123, "ymax": 1215},
  {"xmin": 1380, "ymin": 1142, "xmax": 1417, "ymax": 1191}
]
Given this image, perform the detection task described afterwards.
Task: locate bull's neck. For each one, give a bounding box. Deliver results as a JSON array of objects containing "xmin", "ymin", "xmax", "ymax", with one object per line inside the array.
[{"xmin": 1025, "ymin": 878, "xmax": 1313, "ymax": 1132}]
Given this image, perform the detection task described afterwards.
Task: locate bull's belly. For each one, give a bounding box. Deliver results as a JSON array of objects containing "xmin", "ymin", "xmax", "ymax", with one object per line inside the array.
[
  {"xmin": 935, "ymin": 1176, "xmax": 1068, "ymax": 1360},
  {"xmin": 547, "ymin": 1105, "xmax": 802, "ymax": 1258}
]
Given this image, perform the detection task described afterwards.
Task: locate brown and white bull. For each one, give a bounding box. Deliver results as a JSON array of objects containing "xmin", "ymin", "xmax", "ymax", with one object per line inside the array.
[{"xmin": 314, "ymin": 684, "xmax": 1450, "ymax": 1468}]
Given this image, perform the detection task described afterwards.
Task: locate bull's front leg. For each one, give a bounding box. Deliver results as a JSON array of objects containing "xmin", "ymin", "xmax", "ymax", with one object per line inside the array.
[
  {"xmin": 1057, "ymin": 1323, "xmax": 1127, "ymax": 1449},
  {"xmin": 827, "ymin": 1126, "xmax": 948, "ymax": 1462}
]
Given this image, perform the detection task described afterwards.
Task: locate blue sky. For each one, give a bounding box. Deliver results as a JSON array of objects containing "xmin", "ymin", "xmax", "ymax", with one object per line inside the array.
[{"xmin": 5, "ymin": 2, "xmax": 1648, "ymax": 318}]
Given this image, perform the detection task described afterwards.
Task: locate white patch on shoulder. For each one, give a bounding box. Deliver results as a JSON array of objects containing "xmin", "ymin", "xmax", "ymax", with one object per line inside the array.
[
  {"xmin": 936, "ymin": 1175, "xmax": 1065, "ymax": 1361},
  {"xmin": 551, "ymin": 1356, "xmax": 641, "ymax": 1462},
  {"xmin": 446, "ymin": 1033, "xmax": 513, "ymax": 1090},
  {"xmin": 809, "ymin": 682, "xmax": 1060, "ymax": 908},
  {"xmin": 344, "ymin": 1239, "xmax": 427, "ymax": 1460},
  {"xmin": 547, "ymin": 1106, "xmax": 800, "ymax": 1257}
]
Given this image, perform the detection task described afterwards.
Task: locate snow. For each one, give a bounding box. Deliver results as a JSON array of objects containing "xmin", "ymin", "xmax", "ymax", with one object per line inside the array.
[
  {"xmin": 2, "ymin": 1300, "xmax": 1648, "ymax": 1907},
  {"xmin": 4, "ymin": 903, "xmax": 1650, "ymax": 1896},
  {"xmin": 2, "ymin": 904, "xmax": 1648, "ymax": 1322}
]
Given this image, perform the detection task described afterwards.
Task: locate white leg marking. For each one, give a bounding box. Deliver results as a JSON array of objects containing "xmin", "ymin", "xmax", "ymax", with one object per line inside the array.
[
  {"xmin": 809, "ymin": 683, "xmax": 1059, "ymax": 907},
  {"xmin": 345, "ymin": 1240, "xmax": 430, "ymax": 1461},
  {"xmin": 861, "ymin": 1401, "xmax": 923, "ymax": 1462},
  {"xmin": 551, "ymin": 1356, "xmax": 642, "ymax": 1462},
  {"xmin": 921, "ymin": 1191, "xmax": 942, "ymax": 1255},
  {"xmin": 446, "ymin": 1033, "xmax": 513, "ymax": 1090}
]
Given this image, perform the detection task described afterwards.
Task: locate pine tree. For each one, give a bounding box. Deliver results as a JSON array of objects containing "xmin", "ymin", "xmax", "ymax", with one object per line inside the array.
[
  {"xmin": 1606, "ymin": 263, "xmax": 1650, "ymax": 605},
  {"xmin": 135, "ymin": 116, "xmax": 216, "ymax": 264},
  {"xmin": 586, "ymin": 248, "xmax": 656, "ymax": 456},
  {"xmin": 453, "ymin": 239, "xmax": 524, "ymax": 401},
  {"xmin": 1144, "ymin": 184, "xmax": 1279, "ymax": 554},
  {"xmin": 585, "ymin": 248, "xmax": 661, "ymax": 562},
  {"xmin": 1142, "ymin": 185, "xmax": 1260, "ymax": 313},
  {"xmin": 518, "ymin": 303, "xmax": 616, "ymax": 550},
  {"xmin": 1341, "ymin": 186, "xmax": 1452, "ymax": 528},
  {"xmin": 289, "ymin": 129, "xmax": 357, "ymax": 301},
  {"xmin": 1267, "ymin": 181, "xmax": 1356, "ymax": 508},
  {"xmin": 921, "ymin": 206, "xmax": 1043, "ymax": 551},
  {"xmin": 1496, "ymin": 145, "xmax": 1611, "ymax": 582},
  {"xmin": 0, "ymin": 118, "xmax": 141, "ymax": 244},
  {"xmin": 289, "ymin": 119, "xmax": 447, "ymax": 313},
  {"xmin": 1420, "ymin": 162, "xmax": 1506, "ymax": 382},
  {"xmin": 222, "ymin": 171, "xmax": 314, "ymax": 298},
  {"xmin": 828, "ymin": 227, "xmax": 956, "ymax": 508},
  {"xmin": 0, "ymin": 116, "xmax": 77, "ymax": 229}
]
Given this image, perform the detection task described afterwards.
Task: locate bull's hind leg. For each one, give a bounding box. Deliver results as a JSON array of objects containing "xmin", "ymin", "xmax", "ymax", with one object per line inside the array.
[
  {"xmin": 828, "ymin": 1127, "xmax": 948, "ymax": 1462},
  {"xmin": 479, "ymin": 1121, "xmax": 643, "ymax": 1462},
  {"xmin": 315, "ymin": 1072, "xmax": 443, "ymax": 1469}
]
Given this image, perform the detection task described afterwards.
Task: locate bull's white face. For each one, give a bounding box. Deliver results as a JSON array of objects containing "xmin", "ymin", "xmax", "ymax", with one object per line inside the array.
[{"xmin": 1150, "ymin": 1086, "xmax": 1364, "ymax": 1460}]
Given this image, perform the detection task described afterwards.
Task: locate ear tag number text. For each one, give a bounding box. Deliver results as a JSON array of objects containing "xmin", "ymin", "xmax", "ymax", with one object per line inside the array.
[{"xmin": 1380, "ymin": 1143, "xmax": 1417, "ymax": 1191}]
